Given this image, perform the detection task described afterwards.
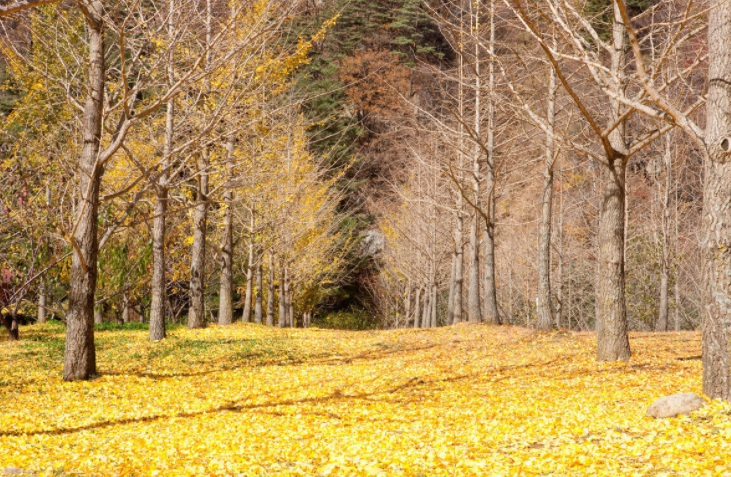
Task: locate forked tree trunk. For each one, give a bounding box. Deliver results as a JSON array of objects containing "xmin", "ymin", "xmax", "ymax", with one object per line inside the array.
[
  {"xmin": 218, "ymin": 189, "xmax": 234, "ymax": 326},
  {"xmin": 266, "ymin": 254, "xmax": 274, "ymax": 326},
  {"xmin": 701, "ymin": 0, "xmax": 731, "ymax": 400},
  {"xmin": 595, "ymin": 3, "xmax": 631, "ymax": 361},
  {"xmin": 63, "ymin": 10, "xmax": 104, "ymax": 381},
  {"xmin": 254, "ymin": 261, "xmax": 263, "ymax": 324}
]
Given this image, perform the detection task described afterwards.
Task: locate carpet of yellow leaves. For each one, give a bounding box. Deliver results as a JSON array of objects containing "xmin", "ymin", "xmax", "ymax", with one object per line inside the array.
[{"xmin": 1, "ymin": 323, "xmax": 728, "ymax": 476}]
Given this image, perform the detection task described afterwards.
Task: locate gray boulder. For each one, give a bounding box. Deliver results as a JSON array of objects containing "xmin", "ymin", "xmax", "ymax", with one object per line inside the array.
[{"xmin": 646, "ymin": 392, "xmax": 706, "ymax": 418}]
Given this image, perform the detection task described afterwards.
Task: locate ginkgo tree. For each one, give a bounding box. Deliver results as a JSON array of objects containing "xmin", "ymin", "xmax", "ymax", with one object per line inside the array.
[{"xmin": 0, "ymin": 0, "xmax": 314, "ymax": 380}]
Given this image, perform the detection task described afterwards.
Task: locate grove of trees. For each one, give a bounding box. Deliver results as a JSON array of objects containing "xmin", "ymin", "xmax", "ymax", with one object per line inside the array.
[{"xmin": 0, "ymin": 0, "xmax": 730, "ymax": 401}]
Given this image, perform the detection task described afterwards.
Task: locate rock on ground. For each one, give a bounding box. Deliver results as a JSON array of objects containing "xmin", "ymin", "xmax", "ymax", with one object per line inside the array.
[{"xmin": 646, "ymin": 392, "xmax": 706, "ymax": 419}]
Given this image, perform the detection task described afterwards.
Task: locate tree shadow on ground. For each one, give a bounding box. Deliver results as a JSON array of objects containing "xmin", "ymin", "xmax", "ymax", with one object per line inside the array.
[{"xmin": 0, "ymin": 371, "xmax": 478, "ymax": 437}]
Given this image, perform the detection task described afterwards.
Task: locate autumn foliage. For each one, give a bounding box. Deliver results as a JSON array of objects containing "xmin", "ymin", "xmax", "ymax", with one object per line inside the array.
[{"xmin": 1, "ymin": 323, "xmax": 726, "ymax": 475}]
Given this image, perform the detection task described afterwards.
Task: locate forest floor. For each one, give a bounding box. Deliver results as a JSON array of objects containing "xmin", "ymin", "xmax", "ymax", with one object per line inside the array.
[{"xmin": 0, "ymin": 322, "xmax": 728, "ymax": 476}]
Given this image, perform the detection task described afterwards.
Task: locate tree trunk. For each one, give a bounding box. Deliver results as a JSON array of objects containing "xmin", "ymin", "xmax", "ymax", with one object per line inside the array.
[
  {"xmin": 595, "ymin": 3, "xmax": 631, "ymax": 362},
  {"xmin": 536, "ymin": 59, "xmax": 556, "ymax": 331},
  {"xmin": 483, "ymin": 171, "xmax": 500, "ymax": 325},
  {"xmin": 38, "ymin": 184, "xmax": 51, "ymax": 325},
  {"xmin": 94, "ymin": 307, "xmax": 103, "ymax": 325},
  {"xmin": 242, "ymin": 225, "xmax": 254, "ymax": 323},
  {"xmin": 188, "ymin": 154, "xmax": 209, "ymax": 329},
  {"xmin": 658, "ymin": 265, "xmax": 669, "ymax": 332},
  {"xmin": 405, "ymin": 282, "xmax": 411, "ymax": 328},
  {"xmin": 284, "ymin": 267, "xmax": 291, "ymax": 327},
  {"xmin": 63, "ymin": 10, "xmax": 103, "ymax": 381},
  {"xmin": 431, "ymin": 281, "xmax": 437, "ymax": 327},
  {"xmin": 422, "ymin": 285, "xmax": 431, "ymax": 328},
  {"xmin": 3, "ymin": 312, "xmax": 20, "ymax": 340},
  {"xmin": 254, "ymin": 261, "xmax": 263, "ymax": 324},
  {"xmin": 468, "ymin": 210, "xmax": 482, "ymax": 323},
  {"xmin": 266, "ymin": 254, "xmax": 274, "ymax": 326},
  {"xmin": 413, "ymin": 286, "xmax": 421, "ymax": 328},
  {"xmin": 447, "ymin": 252, "xmax": 456, "ymax": 325},
  {"xmin": 150, "ymin": 2, "xmax": 177, "ymax": 340},
  {"xmin": 555, "ymin": 182, "xmax": 564, "ymax": 329},
  {"xmin": 674, "ymin": 279, "xmax": 681, "ymax": 331},
  {"xmin": 595, "ymin": 157, "xmax": 631, "ymax": 360},
  {"xmin": 218, "ymin": 187, "xmax": 234, "ymax": 325},
  {"xmin": 278, "ymin": 263, "xmax": 286, "ymax": 327},
  {"xmin": 453, "ymin": 214, "xmax": 464, "ymax": 324},
  {"xmin": 37, "ymin": 279, "xmax": 47, "ymax": 324},
  {"xmin": 122, "ymin": 293, "xmax": 130, "ymax": 324},
  {"xmin": 657, "ymin": 133, "xmax": 672, "ymax": 331},
  {"xmin": 701, "ymin": 0, "xmax": 731, "ymax": 399},
  {"xmin": 482, "ymin": 0, "xmax": 500, "ymax": 326},
  {"xmin": 674, "ymin": 172, "xmax": 681, "ymax": 332},
  {"xmin": 149, "ymin": 180, "xmax": 168, "ymax": 339},
  {"xmin": 219, "ymin": 137, "xmax": 236, "ymax": 326},
  {"xmin": 536, "ymin": 165, "xmax": 555, "ymax": 330}
]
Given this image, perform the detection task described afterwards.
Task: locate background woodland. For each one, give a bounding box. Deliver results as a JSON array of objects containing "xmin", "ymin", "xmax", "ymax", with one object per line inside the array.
[{"xmin": 0, "ymin": 0, "xmax": 725, "ymax": 393}]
